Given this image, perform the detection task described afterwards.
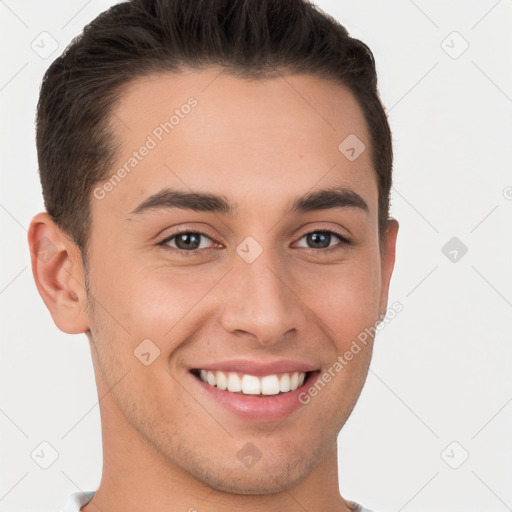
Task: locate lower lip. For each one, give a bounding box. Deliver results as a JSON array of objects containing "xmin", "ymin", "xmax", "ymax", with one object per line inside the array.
[{"xmin": 191, "ymin": 372, "xmax": 319, "ymax": 422}]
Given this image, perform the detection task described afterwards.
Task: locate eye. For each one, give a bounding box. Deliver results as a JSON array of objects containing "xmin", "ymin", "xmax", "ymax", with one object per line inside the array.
[
  {"xmin": 158, "ymin": 230, "xmax": 218, "ymax": 254},
  {"xmin": 157, "ymin": 228, "xmax": 352, "ymax": 256},
  {"xmin": 294, "ymin": 229, "xmax": 351, "ymax": 251}
]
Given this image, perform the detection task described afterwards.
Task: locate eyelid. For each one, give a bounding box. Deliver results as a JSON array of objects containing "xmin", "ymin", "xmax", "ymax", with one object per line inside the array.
[
  {"xmin": 298, "ymin": 222, "xmax": 352, "ymax": 240},
  {"xmin": 158, "ymin": 228, "xmax": 220, "ymax": 250},
  {"xmin": 157, "ymin": 225, "xmax": 353, "ymax": 254},
  {"xmin": 292, "ymin": 227, "xmax": 352, "ymax": 250}
]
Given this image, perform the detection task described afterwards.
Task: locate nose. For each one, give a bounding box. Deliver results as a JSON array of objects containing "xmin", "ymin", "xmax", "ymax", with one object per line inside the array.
[{"xmin": 219, "ymin": 246, "xmax": 301, "ymax": 347}]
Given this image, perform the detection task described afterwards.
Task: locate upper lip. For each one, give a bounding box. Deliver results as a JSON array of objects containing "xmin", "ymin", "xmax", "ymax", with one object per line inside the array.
[{"xmin": 190, "ymin": 359, "xmax": 319, "ymax": 376}]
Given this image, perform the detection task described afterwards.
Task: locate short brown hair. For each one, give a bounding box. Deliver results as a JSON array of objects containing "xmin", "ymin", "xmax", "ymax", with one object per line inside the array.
[{"xmin": 36, "ymin": 0, "xmax": 393, "ymax": 259}]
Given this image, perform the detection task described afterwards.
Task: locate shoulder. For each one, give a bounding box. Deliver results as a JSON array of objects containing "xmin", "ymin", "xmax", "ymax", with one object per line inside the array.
[
  {"xmin": 347, "ymin": 501, "xmax": 377, "ymax": 512},
  {"xmin": 60, "ymin": 491, "xmax": 96, "ymax": 512}
]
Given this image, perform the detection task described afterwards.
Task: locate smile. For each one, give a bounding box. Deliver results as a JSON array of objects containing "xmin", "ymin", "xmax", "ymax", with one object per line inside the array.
[
  {"xmin": 188, "ymin": 359, "xmax": 320, "ymax": 420},
  {"xmin": 193, "ymin": 369, "xmax": 307, "ymax": 395}
]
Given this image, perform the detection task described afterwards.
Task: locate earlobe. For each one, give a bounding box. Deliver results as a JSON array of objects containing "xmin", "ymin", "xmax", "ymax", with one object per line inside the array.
[
  {"xmin": 27, "ymin": 212, "xmax": 90, "ymax": 334},
  {"xmin": 379, "ymin": 218, "xmax": 399, "ymax": 316}
]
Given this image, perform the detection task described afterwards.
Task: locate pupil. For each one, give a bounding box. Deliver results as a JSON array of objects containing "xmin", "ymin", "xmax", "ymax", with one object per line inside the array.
[
  {"xmin": 308, "ymin": 232, "xmax": 330, "ymax": 249},
  {"xmin": 177, "ymin": 233, "xmax": 200, "ymax": 250}
]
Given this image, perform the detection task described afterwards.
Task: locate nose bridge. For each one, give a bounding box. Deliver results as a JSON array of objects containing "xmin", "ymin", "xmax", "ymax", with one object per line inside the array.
[{"xmin": 219, "ymin": 240, "xmax": 299, "ymax": 344}]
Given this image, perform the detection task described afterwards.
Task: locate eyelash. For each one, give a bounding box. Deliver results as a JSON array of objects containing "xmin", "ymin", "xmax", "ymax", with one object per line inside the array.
[{"xmin": 157, "ymin": 228, "xmax": 352, "ymax": 256}]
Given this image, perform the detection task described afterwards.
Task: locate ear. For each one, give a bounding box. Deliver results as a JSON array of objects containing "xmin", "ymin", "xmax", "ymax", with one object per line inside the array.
[
  {"xmin": 27, "ymin": 212, "xmax": 90, "ymax": 334},
  {"xmin": 378, "ymin": 218, "xmax": 399, "ymax": 317}
]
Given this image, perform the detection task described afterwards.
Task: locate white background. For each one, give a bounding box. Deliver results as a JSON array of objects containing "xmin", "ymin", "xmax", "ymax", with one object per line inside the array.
[{"xmin": 1, "ymin": 1, "xmax": 511, "ymax": 511}]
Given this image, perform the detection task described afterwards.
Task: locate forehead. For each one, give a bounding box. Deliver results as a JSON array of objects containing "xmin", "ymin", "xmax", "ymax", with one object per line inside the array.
[{"xmin": 99, "ymin": 67, "xmax": 377, "ymax": 217}]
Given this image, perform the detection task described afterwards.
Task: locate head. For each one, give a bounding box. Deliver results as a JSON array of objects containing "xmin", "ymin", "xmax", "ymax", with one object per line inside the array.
[{"xmin": 29, "ymin": 0, "xmax": 398, "ymax": 497}]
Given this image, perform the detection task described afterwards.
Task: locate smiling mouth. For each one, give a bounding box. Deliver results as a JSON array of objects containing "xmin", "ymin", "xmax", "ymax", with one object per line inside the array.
[{"xmin": 190, "ymin": 369, "xmax": 315, "ymax": 396}]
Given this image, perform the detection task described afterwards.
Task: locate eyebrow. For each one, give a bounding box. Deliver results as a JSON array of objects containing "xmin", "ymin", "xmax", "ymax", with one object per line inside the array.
[{"xmin": 128, "ymin": 185, "xmax": 369, "ymax": 217}]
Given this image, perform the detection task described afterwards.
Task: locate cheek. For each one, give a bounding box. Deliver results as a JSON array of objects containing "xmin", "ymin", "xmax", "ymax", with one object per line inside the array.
[
  {"xmin": 87, "ymin": 241, "xmax": 204, "ymax": 336},
  {"xmin": 292, "ymin": 252, "xmax": 382, "ymax": 348},
  {"xmin": 124, "ymin": 266, "xmax": 224, "ymax": 333},
  {"xmin": 88, "ymin": 231, "xmax": 382, "ymax": 355}
]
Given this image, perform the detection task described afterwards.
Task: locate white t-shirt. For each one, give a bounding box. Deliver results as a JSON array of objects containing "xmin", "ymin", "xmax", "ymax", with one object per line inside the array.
[{"xmin": 60, "ymin": 491, "xmax": 375, "ymax": 512}]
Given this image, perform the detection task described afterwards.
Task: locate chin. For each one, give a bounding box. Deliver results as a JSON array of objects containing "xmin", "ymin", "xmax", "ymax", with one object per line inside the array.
[
  {"xmin": 196, "ymin": 463, "xmax": 307, "ymax": 495},
  {"xmin": 175, "ymin": 443, "xmax": 322, "ymax": 495}
]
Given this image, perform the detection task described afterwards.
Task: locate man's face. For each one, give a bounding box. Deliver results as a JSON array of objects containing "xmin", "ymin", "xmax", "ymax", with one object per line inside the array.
[{"xmin": 84, "ymin": 68, "xmax": 396, "ymax": 493}]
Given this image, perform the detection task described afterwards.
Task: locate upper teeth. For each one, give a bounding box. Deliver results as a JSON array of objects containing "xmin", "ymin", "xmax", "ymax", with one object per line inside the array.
[{"xmin": 198, "ymin": 370, "xmax": 306, "ymax": 395}]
